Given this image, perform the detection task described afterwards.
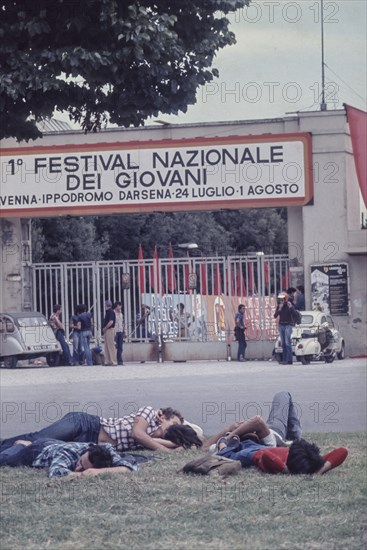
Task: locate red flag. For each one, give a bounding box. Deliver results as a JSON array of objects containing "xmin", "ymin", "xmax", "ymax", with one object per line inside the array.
[
  {"xmin": 345, "ymin": 104, "xmax": 367, "ymax": 207},
  {"xmin": 248, "ymin": 263, "xmax": 256, "ymax": 295},
  {"xmin": 184, "ymin": 252, "xmax": 191, "ymax": 293},
  {"xmin": 264, "ymin": 260, "xmax": 270, "ymax": 293},
  {"xmin": 150, "ymin": 246, "xmax": 162, "ymax": 293},
  {"xmin": 138, "ymin": 244, "xmax": 145, "ymax": 292},
  {"xmin": 200, "ymin": 261, "xmax": 207, "ymax": 295},
  {"xmin": 167, "ymin": 242, "xmax": 176, "ymax": 292},
  {"xmin": 214, "ymin": 263, "xmax": 222, "ymax": 295},
  {"xmin": 237, "ymin": 265, "xmax": 246, "ymax": 297},
  {"xmin": 225, "ymin": 263, "xmax": 235, "ymax": 295},
  {"xmin": 282, "ymin": 269, "xmax": 290, "ymax": 291}
]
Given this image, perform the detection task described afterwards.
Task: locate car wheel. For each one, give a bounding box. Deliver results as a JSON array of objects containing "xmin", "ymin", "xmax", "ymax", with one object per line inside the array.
[
  {"xmin": 337, "ymin": 342, "xmax": 345, "ymax": 360},
  {"xmin": 300, "ymin": 355, "xmax": 312, "ymax": 365},
  {"xmin": 3, "ymin": 356, "xmax": 18, "ymax": 369},
  {"xmin": 46, "ymin": 352, "xmax": 61, "ymax": 367}
]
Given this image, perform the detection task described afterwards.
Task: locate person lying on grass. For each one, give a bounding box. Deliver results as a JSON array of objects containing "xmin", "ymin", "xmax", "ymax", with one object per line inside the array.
[
  {"xmin": 208, "ymin": 390, "xmax": 348, "ymax": 475},
  {"xmin": 0, "ymin": 406, "xmax": 185, "ymax": 453},
  {"xmin": 0, "ymin": 438, "xmax": 139, "ymax": 478}
]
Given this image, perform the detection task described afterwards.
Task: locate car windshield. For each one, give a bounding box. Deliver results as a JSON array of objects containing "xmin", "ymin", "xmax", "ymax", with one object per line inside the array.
[
  {"xmin": 17, "ymin": 317, "xmax": 48, "ymax": 327},
  {"xmin": 301, "ymin": 315, "xmax": 315, "ymax": 325}
]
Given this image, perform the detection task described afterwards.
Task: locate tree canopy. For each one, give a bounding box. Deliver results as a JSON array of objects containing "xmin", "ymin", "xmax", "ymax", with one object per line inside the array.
[
  {"xmin": 32, "ymin": 209, "xmax": 287, "ymax": 263},
  {"xmin": 1, "ymin": 0, "xmax": 249, "ymax": 141}
]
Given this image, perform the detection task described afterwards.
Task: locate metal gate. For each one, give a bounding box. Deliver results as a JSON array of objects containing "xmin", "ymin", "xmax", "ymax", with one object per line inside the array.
[{"xmin": 32, "ymin": 254, "xmax": 290, "ymax": 347}]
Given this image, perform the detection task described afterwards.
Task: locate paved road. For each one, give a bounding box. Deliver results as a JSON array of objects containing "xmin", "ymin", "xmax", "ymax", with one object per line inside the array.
[{"xmin": 0, "ymin": 358, "xmax": 365, "ymax": 438}]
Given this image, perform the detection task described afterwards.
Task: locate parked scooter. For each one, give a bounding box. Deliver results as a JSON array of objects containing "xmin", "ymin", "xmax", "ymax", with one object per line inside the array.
[{"xmin": 294, "ymin": 322, "xmax": 337, "ymax": 364}]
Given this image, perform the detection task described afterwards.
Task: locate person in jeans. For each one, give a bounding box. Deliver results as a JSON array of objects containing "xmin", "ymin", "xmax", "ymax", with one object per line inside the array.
[
  {"xmin": 102, "ymin": 300, "xmax": 117, "ymax": 366},
  {"xmin": 0, "ymin": 438, "xmax": 137, "ymax": 478},
  {"xmin": 70, "ymin": 304, "xmax": 83, "ymax": 365},
  {"xmin": 274, "ymin": 292, "xmax": 295, "ymax": 365},
  {"xmin": 79, "ymin": 304, "xmax": 93, "ymax": 366},
  {"xmin": 114, "ymin": 301, "xmax": 124, "ymax": 365},
  {"xmin": 49, "ymin": 304, "xmax": 73, "ymax": 366},
  {"xmin": 234, "ymin": 304, "xmax": 247, "ymax": 361},
  {"xmin": 212, "ymin": 391, "xmax": 348, "ymax": 475},
  {"xmin": 0, "ymin": 406, "xmax": 184, "ymax": 453}
]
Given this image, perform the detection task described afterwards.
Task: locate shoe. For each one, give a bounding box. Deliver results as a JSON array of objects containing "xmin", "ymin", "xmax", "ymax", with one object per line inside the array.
[
  {"xmin": 287, "ymin": 362, "xmax": 293, "ymax": 365},
  {"xmin": 280, "ymin": 362, "xmax": 288, "ymax": 365},
  {"xmin": 239, "ymin": 355, "xmax": 245, "ymax": 362}
]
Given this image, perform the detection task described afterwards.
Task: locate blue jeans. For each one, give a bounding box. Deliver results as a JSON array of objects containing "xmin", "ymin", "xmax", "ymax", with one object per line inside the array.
[
  {"xmin": 279, "ymin": 324, "xmax": 293, "ymax": 363},
  {"xmin": 217, "ymin": 391, "xmax": 302, "ymax": 467},
  {"xmin": 0, "ymin": 412, "xmax": 100, "ymax": 452},
  {"xmin": 235, "ymin": 327, "xmax": 247, "ymax": 360},
  {"xmin": 80, "ymin": 330, "xmax": 93, "ymax": 366},
  {"xmin": 115, "ymin": 331, "xmax": 124, "ymax": 365},
  {"xmin": 266, "ymin": 391, "xmax": 302, "ymax": 440},
  {"xmin": 56, "ymin": 329, "xmax": 73, "ymax": 365},
  {"xmin": 72, "ymin": 331, "xmax": 83, "ymax": 365},
  {"xmin": 0, "ymin": 438, "xmax": 62, "ymax": 467}
]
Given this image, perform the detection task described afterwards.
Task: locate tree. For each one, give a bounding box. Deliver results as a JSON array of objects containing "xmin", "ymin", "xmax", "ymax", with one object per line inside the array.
[
  {"xmin": 1, "ymin": 0, "xmax": 249, "ymax": 141},
  {"xmin": 32, "ymin": 217, "xmax": 109, "ymax": 262}
]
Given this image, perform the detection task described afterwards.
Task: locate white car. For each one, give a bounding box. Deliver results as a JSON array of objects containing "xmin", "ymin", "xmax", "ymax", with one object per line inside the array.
[
  {"xmin": 274, "ymin": 310, "xmax": 345, "ymax": 364},
  {"xmin": 0, "ymin": 312, "xmax": 62, "ymax": 368}
]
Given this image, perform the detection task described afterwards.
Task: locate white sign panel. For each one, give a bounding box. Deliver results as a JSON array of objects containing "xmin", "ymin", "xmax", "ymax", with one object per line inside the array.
[{"xmin": 0, "ymin": 134, "xmax": 313, "ymax": 218}]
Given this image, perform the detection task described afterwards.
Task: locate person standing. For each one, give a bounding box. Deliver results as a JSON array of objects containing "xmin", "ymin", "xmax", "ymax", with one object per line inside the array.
[
  {"xmin": 234, "ymin": 304, "xmax": 247, "ymax": 362},
  {"xmin": 274, "ymin": 293, "xmax": 295, "ymax": 365},
  {"xmin": 50, "ymin": 304, "xmax": 73, "ymax": 366},
  {"xmin": 295, "ymin": 285, "xmax": 305, "ymax": 311},
  {"xmin": 114, "ymin": 301, "xmax": 124, "ymax": 366},
  {"xmin": 70, "ymin": 305, "xmax": 83, "ymax": 365},
  {"xmin": 102, "ymin": 300, "xmax": 117, "ymax": 366},
  {"xmin": 79, "ymin": 304, "xmax": 94, "ymax": 366}
]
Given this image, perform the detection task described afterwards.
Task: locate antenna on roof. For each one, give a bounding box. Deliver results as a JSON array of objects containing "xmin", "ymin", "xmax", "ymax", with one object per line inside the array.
[{"xmin": 320, "ymin": 0, "xmax": 327, "ymax": 111}]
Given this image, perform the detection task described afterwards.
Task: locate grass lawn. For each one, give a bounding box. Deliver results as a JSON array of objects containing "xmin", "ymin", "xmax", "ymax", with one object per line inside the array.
[{"xmin": 0, "ymin": 432, "xmax": 366, "ymax": 550}]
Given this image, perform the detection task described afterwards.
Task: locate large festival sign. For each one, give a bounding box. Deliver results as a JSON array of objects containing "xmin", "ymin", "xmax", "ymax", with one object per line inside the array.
[{"xmin": 0, "ymin": 133, "xmax": 313, "ymax": 218}]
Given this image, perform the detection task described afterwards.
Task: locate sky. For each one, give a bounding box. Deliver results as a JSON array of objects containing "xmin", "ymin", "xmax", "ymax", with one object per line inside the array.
[
  {"xmin": 147, "ymin": 0, "xmax": 367, "ymax": 125},
  {"xmin": 58, "ymin": 0, "xmax": 366, "ymax": 129}
]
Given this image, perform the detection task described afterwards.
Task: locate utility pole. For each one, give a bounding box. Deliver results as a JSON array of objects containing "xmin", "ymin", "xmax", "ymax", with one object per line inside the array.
[{"xmin": 320, "ymin": 0, "xmax": 327, "ymax": 111}]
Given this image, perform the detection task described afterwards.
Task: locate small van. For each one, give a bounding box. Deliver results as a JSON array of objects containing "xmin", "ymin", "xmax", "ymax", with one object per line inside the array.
[{"xmin": 0, "ymin": 312, "xmax": 62, "ymax": 368}]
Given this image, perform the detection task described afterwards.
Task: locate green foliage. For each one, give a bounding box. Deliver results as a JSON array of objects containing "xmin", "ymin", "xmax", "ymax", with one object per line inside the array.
[
  {"xmin": 33, "ymin": 209, "xmax": 287, "ymax": 262},
  {"xmin": 32, "ymin": 217, "xmax": 109, "ymax": 262},
  {"xmin": 1, "ymin": 0, "xmax": 249, "ymax": 141}
]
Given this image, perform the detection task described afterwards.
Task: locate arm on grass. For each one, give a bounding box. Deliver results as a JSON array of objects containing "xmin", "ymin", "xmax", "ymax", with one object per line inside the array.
[
  {"xmin": 80, "ymin": 466, "xmax": 131, "ymax": 477},
  {"xmin": 131, "ymin": 416, "xmax": 173, "ymax": 452}
]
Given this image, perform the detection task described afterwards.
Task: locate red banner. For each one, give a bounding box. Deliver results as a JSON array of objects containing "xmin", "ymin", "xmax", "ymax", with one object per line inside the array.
[{"xmin": 345, "ymin": 104, "xmax": 367, "ymax": 207}]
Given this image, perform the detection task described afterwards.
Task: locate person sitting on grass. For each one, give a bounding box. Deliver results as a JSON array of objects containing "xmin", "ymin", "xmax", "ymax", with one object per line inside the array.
[{"xmin": 0, "ymin": 438, "xmax": 138, "ymax": 478}]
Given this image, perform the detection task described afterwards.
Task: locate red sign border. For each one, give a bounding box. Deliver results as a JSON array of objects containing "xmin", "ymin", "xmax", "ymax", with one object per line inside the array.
[{"xmin": 0, "ymin": 133, "xmax": 313, "ymax": 218}]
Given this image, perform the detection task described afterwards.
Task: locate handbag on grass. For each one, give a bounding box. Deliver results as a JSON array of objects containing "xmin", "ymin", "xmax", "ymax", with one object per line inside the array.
[{"xmin": 181, "ymin": 455, "xmax": 241, "ymax": 477}]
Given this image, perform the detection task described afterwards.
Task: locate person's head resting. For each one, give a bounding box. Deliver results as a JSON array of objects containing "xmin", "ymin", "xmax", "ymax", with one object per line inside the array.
[
  {"xmin": 105, "ymin": 300, "xmax": 112, "ymax": 310},
  {"xmin": 238, "ymin": 304, "xmax": 245, "ymax": 312},
  {"xmin": 296, "ymin": 285, "xmax": 304, "ymax": 294},
  {"xmin": 286, "ymin": 439, "xmax": 325, "ymax": 474},
  {"xmin": 53, "ymin": 304, "xmax": 62, "ymax": 314},
  {"xmin": 74, "ymin": 444, "xmax": 113, "ymax": 472},
  {"xmin": 158, "ymin": 407, "xmax": 184, "ymax": 434},
  {"xmin": 164, "ymin": 424, "xmax": 203, "ymax": 449},
  {"xmin": 179, "ymin": 303, "xmax": 185, "ymax": 312}
]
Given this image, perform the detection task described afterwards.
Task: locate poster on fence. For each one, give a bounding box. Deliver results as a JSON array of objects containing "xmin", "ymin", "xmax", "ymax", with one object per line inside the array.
[{"xmin": 141, "ymin": 293, "xmax": 278, "ymax": 341}]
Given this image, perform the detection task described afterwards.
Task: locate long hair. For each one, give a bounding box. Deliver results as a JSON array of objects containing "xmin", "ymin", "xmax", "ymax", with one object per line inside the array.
[
  {"xmin": 164, "ymin": 425, "xmax": 203, "ymax": 449},
  {"xmin": 286, "ymin": 439, "xmax": 325, "ymax": 474}
]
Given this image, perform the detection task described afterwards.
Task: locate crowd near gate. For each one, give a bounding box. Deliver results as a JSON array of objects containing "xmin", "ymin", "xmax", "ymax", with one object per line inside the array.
[{"xmin": 32, "ymin": 254, "xmax": 290, "ymax": 360}]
